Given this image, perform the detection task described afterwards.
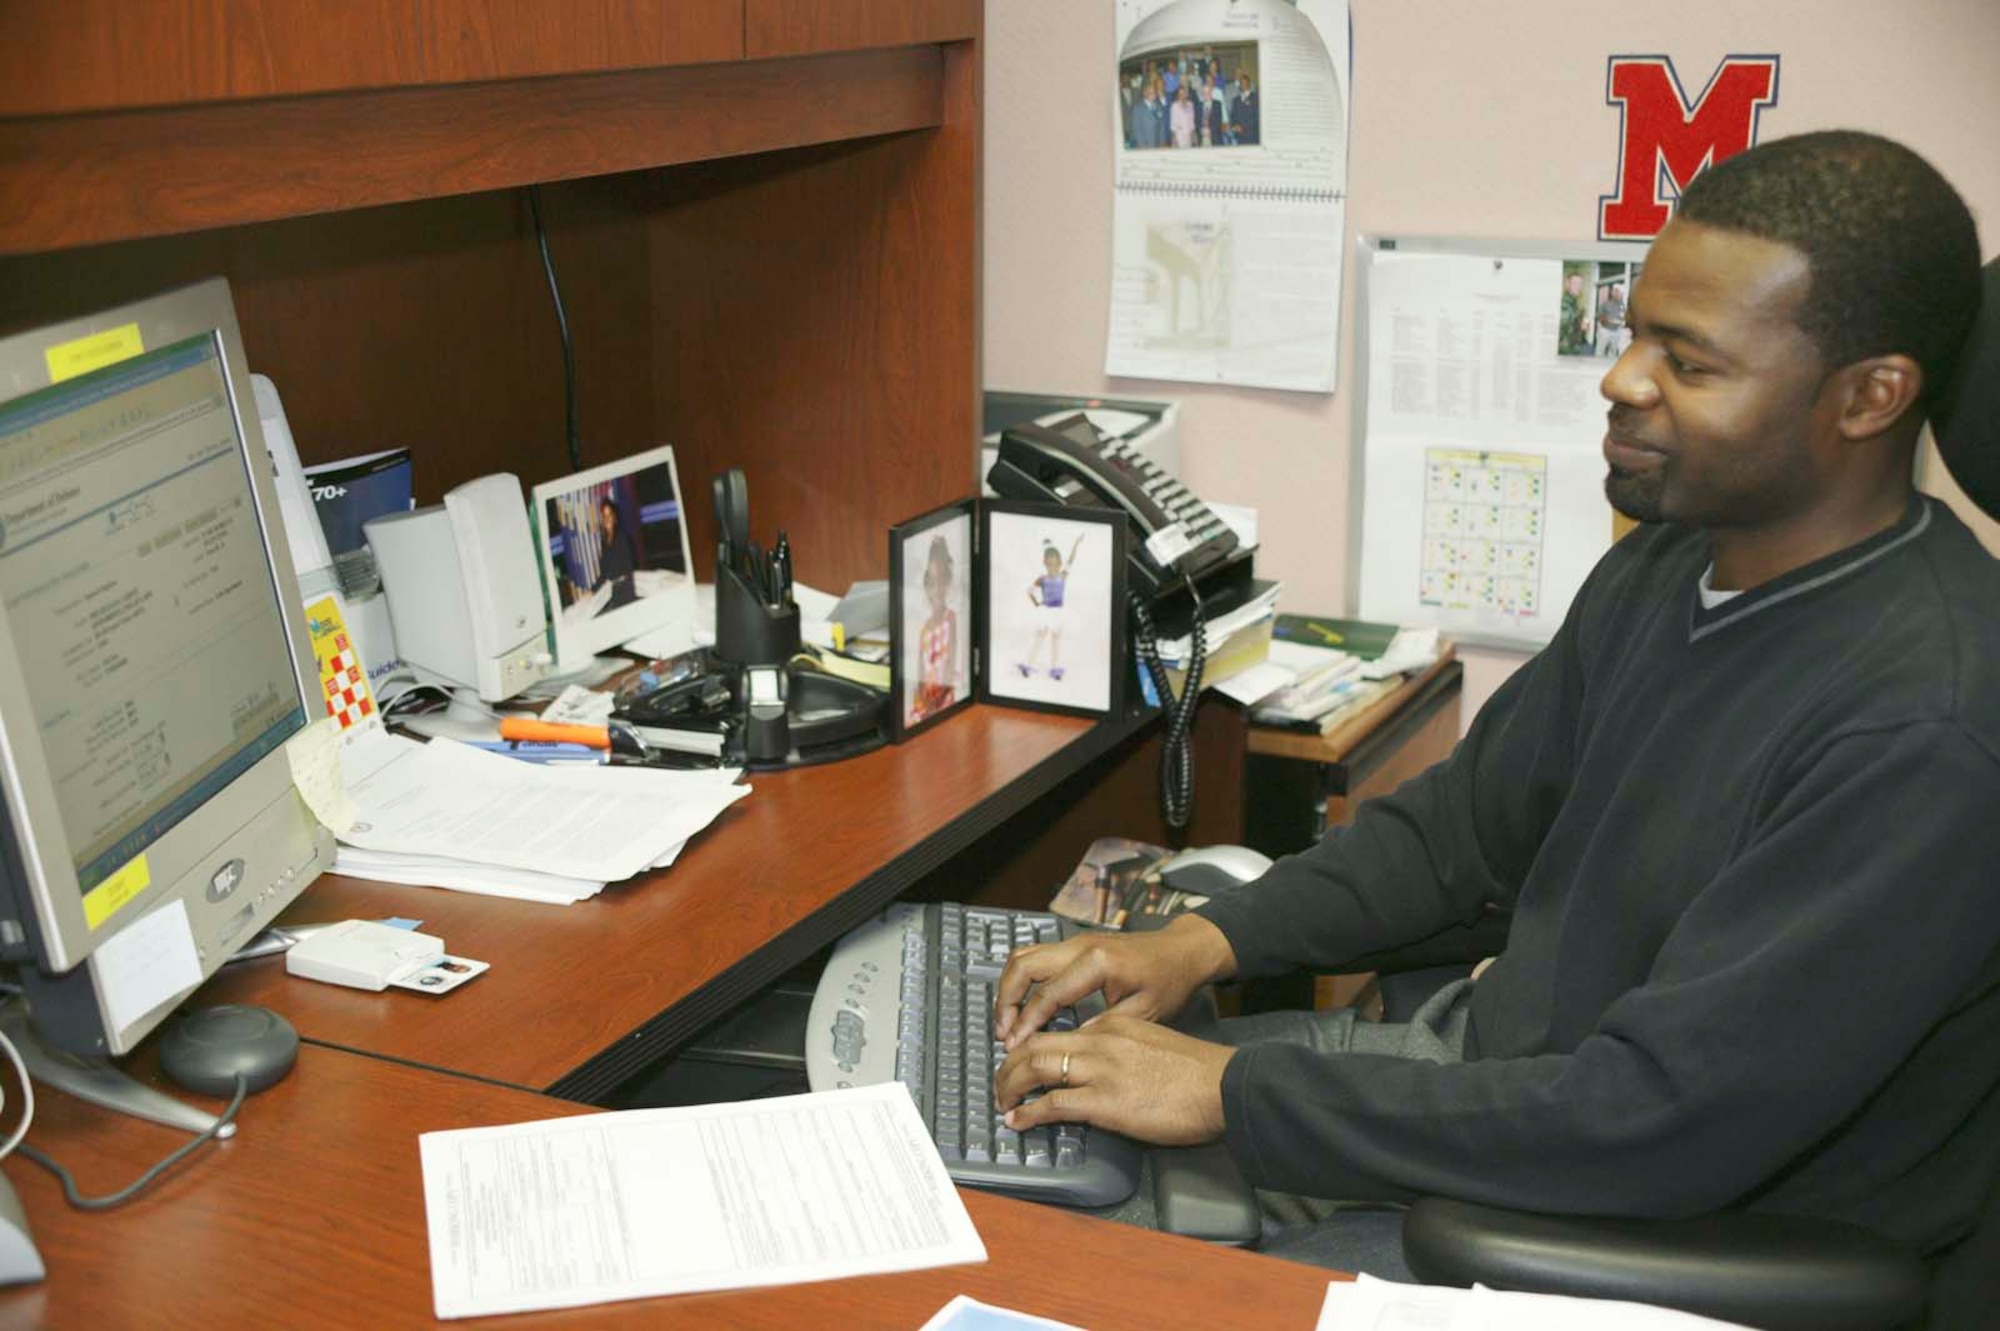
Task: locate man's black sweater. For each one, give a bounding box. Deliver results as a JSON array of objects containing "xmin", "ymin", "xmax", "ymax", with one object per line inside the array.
[{"xmin": 1199, "ymin": 498, "xmax": 2000, "ymax": 1254}]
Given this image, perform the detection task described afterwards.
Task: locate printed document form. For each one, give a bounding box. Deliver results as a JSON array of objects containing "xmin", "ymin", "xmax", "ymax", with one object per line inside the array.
[
  {"xmin": 328, "ymin": 731, "xmax": 747, "ymax": 899},
  {"xmin": 420, "ymin": 1083, "xmax": 985, "ymax": 1319}
]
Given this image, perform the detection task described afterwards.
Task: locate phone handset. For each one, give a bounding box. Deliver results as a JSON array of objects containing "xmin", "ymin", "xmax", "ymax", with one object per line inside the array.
[{"xmin": 988, "ymin": 418, "xmax": 1237, "ymax": 600}]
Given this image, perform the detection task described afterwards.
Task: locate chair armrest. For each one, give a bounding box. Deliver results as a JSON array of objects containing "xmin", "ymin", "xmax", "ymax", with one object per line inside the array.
[{"xmin": 1401, "ymin": 1198, "xmax": 1925, "ymax": 1331}]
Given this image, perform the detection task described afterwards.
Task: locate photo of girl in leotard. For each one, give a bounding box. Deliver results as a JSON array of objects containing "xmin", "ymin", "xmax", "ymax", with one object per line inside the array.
[{"xmin": 981, "ymin": 505, "xmax": 1126, "ymax": 719}]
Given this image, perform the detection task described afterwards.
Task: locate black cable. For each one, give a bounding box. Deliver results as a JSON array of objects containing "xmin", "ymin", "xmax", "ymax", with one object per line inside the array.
[
  {"xmin": 526, "ymin": 185, "xmax": 583, "ymax": 474},
  {"xmin": 17, "ymin": 1075, "xmax": 247, "ymax": 1211},
  {"xmin": 1130, "ymin": 577, "xmax": 1206, "ymax": 830}
]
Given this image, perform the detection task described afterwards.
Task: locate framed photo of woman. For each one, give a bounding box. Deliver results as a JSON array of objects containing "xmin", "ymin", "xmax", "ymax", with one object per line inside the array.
[
  {"xmin": 528, "ymin": 445, "xmax": 697, "ymax": 672},
  {"xmin": 977, "ymin": 502, "xmax": 1127, "ymax": 719},
  {"xmin": 888, "ymin": 499, "xmax": 977, "ymax": 740}
]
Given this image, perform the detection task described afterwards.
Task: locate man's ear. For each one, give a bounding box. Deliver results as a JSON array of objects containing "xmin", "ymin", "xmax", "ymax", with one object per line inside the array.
[{"xmin": 1833, "ymin": 354, "xmax": 1924, "ymax": 441}]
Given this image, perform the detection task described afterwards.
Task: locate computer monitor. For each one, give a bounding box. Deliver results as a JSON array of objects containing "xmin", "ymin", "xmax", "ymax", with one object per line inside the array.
[{"xmin": 0, "ymin": 279, "xmax": 333, "ymax": 1066}]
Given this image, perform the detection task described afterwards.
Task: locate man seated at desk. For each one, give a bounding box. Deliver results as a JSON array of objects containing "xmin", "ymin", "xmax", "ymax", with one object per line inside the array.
[{"xmin": 993, "ymin": 130, "xmax": 2000, "ymax": 1284}]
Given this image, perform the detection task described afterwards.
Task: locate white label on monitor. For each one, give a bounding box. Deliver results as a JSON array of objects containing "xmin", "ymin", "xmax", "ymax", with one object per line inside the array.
[{"xmin": 95, "ymin": 898, "xmax": 203, "ymax": 1041}]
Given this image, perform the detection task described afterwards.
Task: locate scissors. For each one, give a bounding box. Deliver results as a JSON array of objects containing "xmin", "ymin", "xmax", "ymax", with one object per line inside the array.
[{"xmin": 711, "ymin": 469, "xmax": 751, "ymax": 575}]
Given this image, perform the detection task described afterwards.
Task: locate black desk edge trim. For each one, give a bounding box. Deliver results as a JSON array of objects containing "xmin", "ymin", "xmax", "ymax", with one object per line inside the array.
[
  {"xmin": 297, "ymin": 1037, "xmax": 541, "ymax": 1096},
  {"xmin": 546, "ymin": 707, "xmax": 1160, "ymax": 1103}
]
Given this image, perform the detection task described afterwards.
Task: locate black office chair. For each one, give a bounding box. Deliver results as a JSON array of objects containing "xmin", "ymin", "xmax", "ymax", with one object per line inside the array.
[{"xmin": 1399, "ymin": 259, "xmax": 2000, "ymax": 1331}]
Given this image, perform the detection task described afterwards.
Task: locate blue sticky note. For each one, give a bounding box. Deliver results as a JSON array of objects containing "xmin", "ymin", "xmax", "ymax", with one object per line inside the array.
[
  {"xmin": 1135, "ymin": 658, "xmax": 1160, "ymax": 708},
  {"xmin": 379, "ymin": 917, "xmax": 424, "ymax": 931}
]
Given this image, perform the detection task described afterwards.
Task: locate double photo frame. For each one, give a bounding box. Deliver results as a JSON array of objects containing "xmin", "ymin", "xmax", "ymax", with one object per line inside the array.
[{"xmin": 887, "ymin": 499, "xmax": 1128, "ymax": 740}]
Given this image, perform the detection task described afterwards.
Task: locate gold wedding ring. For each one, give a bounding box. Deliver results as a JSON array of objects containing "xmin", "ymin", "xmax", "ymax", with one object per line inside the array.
[{"xmin": 1059, "ymin": 1051, "xmax": 1072, "ymax": 1088}]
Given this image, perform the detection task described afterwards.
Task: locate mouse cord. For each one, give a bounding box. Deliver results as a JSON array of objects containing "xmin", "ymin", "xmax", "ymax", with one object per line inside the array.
[
  {"xmin": 0, "ymin": 1025, "xmax": 32, "ymax": 1162},
  {"xmin": 15, "ymin": 1074, "xmax": 247, "ymax": 1211}
]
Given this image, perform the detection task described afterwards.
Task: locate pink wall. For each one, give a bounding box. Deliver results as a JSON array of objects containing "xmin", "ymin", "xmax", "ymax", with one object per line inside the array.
[{"xmin": 984, "ymin": 0, "xmax": 2000, "ymax": 724}]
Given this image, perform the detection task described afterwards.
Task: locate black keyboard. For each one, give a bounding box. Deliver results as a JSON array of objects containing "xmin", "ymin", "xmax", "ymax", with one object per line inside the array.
[{"xmin": 805, "ymin": 901, "xmax": 1142, "ymax": 1208}]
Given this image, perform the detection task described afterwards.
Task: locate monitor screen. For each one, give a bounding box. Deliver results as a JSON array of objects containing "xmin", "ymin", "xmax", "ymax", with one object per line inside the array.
[
  {"xmin": 0, "ymin": 333, "xmax": 306, "ymax": 923},
  {"xmin": 0, "ymin": 280, "xmax": 332, "ymax": 1056}
]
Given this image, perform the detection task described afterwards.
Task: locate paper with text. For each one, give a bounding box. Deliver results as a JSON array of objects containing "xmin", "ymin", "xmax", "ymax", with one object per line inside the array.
[
  {"xmin": 338, "ymin": 737, "xmax": 745, "ymax": 884},
  {"xmin": 1357, "ymin": 247, "xmax": 1643, "ymax": 650},
  {"xmin": 95, "ymin": 898, "xmax": 202, "ymax": 1041},
  {"xmin": 421, "ymin": 1084, "xmax": 985, "ymax": 1319}
]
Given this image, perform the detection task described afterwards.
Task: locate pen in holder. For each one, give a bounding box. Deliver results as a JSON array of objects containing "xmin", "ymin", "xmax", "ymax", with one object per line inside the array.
[
  {"xmin": 711, "ymin": 467, "xmax": 799, "ymax": 668},
  {"xmin": 707, "ymin": 470, "xmax": 878, "ymax": 767}
]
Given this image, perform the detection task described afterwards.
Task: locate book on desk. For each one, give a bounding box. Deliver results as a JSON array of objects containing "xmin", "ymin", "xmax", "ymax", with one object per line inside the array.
[{"xmin": 1248, "ymin": 614, "xmax": 1443, "ymax": 732}]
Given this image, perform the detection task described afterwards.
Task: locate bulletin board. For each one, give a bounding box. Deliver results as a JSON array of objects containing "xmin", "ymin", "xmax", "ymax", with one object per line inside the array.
[{"xmin": 1347, "ymin": 235, "xmax": 1649, "ymax": 651}]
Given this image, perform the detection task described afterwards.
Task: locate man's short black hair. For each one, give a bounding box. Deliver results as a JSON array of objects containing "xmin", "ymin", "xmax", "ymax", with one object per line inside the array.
[{"xmin": 1676, "ymin": 129, "xmax": 1980, "ymax": 397}]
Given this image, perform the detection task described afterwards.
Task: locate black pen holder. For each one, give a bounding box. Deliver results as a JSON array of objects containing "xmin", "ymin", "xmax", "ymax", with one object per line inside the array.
[{"xmin": 714, "ymin": 564, "xmax": 800, "ymax": 666}]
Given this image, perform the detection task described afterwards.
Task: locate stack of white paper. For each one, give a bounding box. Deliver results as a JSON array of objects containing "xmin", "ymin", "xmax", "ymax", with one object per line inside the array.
[
  {"xmin": 327, "ymin": 731, "xmax": 748, "ymax": 904},
  {"xmin": 420, "ymin": 1083, "xmax": 985, "ymax": 1318},
  {"xmin": 1158, "ymin": 581, "xmax": 1284, "ymax": 666},
  {"xmin": 1228, "ymin": 638, "xmax": 1363, "ymax": 710},
  {"xmin": 1358, "ymin": 626, "xmax": 1443, "ymax": 681}
]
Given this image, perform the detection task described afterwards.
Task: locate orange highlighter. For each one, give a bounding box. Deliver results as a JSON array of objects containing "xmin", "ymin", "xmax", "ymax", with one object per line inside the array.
[{"xmin": 497, "ymin": 718, "xmax": 612, "ymax": 750}]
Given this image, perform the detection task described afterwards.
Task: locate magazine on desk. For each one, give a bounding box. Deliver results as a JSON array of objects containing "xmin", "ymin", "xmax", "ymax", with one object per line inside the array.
[
  {"xmin": 302, "ymin": 446, "xmax": 414, "ymax": 597},
  {"xmin": 1047, "ymin": 836, "xmax": 1210, "ymax": 930}
]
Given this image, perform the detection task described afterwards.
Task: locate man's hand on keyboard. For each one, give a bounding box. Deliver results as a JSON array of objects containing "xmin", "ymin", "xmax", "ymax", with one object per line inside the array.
[
  {"xmin": 994, "ymin": 1014, "xmax": 1233, "ymax": 1146},
  {"xmin": 993, "ymin": 915, "xmax": 1236, "ymax": 1050}
]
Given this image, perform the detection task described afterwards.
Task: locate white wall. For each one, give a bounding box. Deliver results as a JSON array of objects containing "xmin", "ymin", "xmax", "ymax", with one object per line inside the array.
[{"xmin": 984, "ymin": 0, "xmax": 2000, "ymax": 724}]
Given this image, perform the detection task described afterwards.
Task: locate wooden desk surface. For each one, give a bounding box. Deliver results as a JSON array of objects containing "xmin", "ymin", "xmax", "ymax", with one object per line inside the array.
[
  {"xmin": 198, "ymin": 707, "xmax": 1138, "ymax": 1100},
  {"xmin": 0, "ymin": 1047, "xmax": 1338, "ymax": 1330}
]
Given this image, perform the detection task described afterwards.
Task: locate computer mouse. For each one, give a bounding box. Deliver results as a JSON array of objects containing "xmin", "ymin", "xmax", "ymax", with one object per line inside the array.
[
  {"xmin": 1157, "ymin": 844, "xmax": 1274, "ymax": 895},
  {"xmin": 159, "ymin": 1004, "xmax": 300, "ymax": 1098}
]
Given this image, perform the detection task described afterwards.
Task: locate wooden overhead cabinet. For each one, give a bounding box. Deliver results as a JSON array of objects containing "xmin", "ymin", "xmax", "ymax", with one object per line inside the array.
[{"xmin": 0, "ymin": 0, "xmax": 984, "ymax": 595}]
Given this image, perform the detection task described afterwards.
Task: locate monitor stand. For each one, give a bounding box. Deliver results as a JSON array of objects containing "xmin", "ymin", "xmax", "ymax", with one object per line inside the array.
[
  {"xmin": 0, "ymin": 1001, "xmax": 233, "ymax": 1139},
  {"xmin": 0, "ymin": 1171, "xmax": 43, "ymax": 1285}
]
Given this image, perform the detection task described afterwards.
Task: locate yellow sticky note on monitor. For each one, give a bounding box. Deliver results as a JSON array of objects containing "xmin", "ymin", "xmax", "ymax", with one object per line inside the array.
[
  {"xmin": 285, "ymin": 716, "xmax": 359, "ymax": 836},
  {"xmin": 83, "ymin": 853, "xmax": 152, "ymax": 930},
  {"xmin": 45, "ymin": 324, "xmax": 145, "ymax": 383},
  {"xmin": 304, "ymin": 594, "xmax": 380, "ymax": 736}
]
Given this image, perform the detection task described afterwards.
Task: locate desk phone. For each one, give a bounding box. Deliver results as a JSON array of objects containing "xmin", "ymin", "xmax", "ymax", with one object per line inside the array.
[{"xmin": 988, "ymin": 415, "xmax": 1238, "ymax": 598}]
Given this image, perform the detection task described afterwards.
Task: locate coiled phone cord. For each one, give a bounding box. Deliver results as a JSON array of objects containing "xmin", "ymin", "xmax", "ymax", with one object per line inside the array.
[{"xmin": 1130, "ymin": 574, "xmax": 1206, "ymax": 830}]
